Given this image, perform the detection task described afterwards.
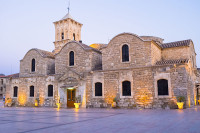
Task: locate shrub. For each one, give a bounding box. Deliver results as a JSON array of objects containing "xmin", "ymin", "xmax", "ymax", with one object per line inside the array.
[
  {"xmin": 177, "ymin": 96, "xmax": 185, "ymax": 102},
  {"xmin": 168, "ymin": 100, "xmax": 178, "ymax": 109},
  {"xmin": 113, "ymin": 97, "xmax": 117, "ymax": 102}
]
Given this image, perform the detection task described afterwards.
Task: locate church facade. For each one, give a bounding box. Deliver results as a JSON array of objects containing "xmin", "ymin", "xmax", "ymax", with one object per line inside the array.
[{"xmin": 5, "ymin": 12, "xmax": 200, "ymax": 109}]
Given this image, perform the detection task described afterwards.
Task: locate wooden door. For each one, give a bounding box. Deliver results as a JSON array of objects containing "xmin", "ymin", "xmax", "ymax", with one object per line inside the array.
[{"xmin": 67, "ymin": 89, "xmax": 76, "ymax": 108}]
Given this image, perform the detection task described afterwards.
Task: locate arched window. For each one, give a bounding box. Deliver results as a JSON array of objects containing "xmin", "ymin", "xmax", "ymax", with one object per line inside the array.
[
  {"xmin": 13, "ymin": 86, "xmax": 18, "ymax": 97},
  {"xmin": 122, "ymin": 81, "xmax": 131, "ymax": 96},
  {"xmin": 31, "ymin": 59, "xmax": 35, "ymax": 72},
  {"xmin": 122, "ymin": 44, "xmax": 129, "ymax": 62},
  {"xmin": 61, "ymin": 32, "xmax": 64, "ymax": 40},
  {"xmin": 69, "ymin": 51, "xmax": 74, "ymax": 66},
  {"xmin": 157, "ymin": 79, "xmax": 168, "ymax": 95},
  {"xmin": 48, "ymin": 85, "xmax": 53, "ymax": 97},
  {"xmin": 95, "ymin": 82, "xmax": 102, "ymax": 96},
  {"xmin": 30, "ymin": 86, "xmax": 34, "ymax": 97},
  {"xmin": 73, "ymin": 33, "xmax": 75, "ymax": 40}
]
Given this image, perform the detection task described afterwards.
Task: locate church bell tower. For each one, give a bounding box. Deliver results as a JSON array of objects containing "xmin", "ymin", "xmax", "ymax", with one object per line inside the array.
[{"xmin": 53, "ymin": 10, "xmax": 82, "ymax": 54}]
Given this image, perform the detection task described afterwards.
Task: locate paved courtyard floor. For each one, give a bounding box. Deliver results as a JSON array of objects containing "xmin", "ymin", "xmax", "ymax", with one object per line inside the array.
[{"xmin": 0, "ymin": 101, "xmax": 200, "ymax": 133}]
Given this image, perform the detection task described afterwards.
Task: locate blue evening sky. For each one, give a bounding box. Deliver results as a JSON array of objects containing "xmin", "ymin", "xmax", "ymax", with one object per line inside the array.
[{"xmin": 0, "ymin": 0, "xmax": 200, "ymax": 75}]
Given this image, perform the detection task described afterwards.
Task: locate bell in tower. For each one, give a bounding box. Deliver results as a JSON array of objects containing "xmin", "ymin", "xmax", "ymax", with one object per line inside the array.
[{"xmin": 53, "ymin": 9, "xmax": 82, "ymax": 54}]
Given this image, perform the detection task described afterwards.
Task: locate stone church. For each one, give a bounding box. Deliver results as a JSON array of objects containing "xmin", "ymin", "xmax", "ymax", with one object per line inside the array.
[{"xmin": 6, "ymin": 11, "xmax": 200, "ymax": 109}]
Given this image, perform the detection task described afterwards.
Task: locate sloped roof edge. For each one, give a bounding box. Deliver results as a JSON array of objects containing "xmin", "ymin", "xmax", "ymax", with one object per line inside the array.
[
  {"xmin": 155, "ymin": 59, "xmax": 189, "ymax": 66},
  {"xmin": 21, "ymin": 48, "xmax": 55, "ymax": 61},
  {"xmin": 55, "ymin": 41, "xmax": 101, "ymax": 56},
  {"xmin": 161, "ymin": 39, "xmax": 192, "ymax": 49}
]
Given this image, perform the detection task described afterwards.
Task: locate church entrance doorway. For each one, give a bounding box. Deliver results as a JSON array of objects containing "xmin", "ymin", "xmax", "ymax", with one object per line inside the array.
[{"xmin": 67, "ymin": 88, "xmax": 76, "ymax": 108}]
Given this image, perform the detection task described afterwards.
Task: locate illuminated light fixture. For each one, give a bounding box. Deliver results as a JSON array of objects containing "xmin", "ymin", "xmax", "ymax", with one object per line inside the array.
[
  {"xmin": 74, "ymin": 103, "xmax": 81, "ymax": 109},
  {"xmin": 177, "ymin": 102, "xmax": 184, "ymax": 109},
  {"xmin": 35, "ymin": 99, "xmax": 38, "ymax": 107},
  {"xmin": 56, "ymin": 103, "xmax": 61, "ymax": 108},
  {"xmin": 56, "ymin": 96, "xmax": 61, "ymax": 109},
  {"xmin": 188, "ymin": 97, "xmax": 191, "ymax": 108},
  {"xmin": 67, "ymin": 87, "xmax": 74, "ymax": 90},
  {"xmin": 18, "ymin": 93, "xmax": 27, "ymax": 106}
]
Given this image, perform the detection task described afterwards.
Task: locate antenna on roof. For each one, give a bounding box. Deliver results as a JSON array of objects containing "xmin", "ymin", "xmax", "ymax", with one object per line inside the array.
[{"xmin": 67, "ymin": 0, "xmax": 70, "ymax": 14}]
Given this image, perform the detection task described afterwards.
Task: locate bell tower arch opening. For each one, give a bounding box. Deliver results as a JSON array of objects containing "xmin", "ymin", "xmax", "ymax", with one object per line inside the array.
[{"xmin": 53, "ymin": 9, "xmax": 82, "ymax": 54}]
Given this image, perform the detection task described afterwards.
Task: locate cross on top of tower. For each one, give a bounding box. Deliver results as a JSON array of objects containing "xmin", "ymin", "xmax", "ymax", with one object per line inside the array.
[
  {"xmin": 61, "ymin": 0, "xmax": 73, "ymax": 20},
  {"xmin": 67, "ymin": 0, "xmax": 70, "ymax": 14}
]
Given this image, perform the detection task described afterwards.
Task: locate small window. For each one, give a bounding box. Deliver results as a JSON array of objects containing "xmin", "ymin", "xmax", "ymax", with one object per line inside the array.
[
  {"xmin": 13, "ymin": 86, "xmax": 18, "ymax": 97},
  {"xmin": 0, "ymin": 87, "xmax": 3, "ymax": 92},
  {"xmin": 122, "ymin": 44, "xmax": 129, "ymax": 62},
  {"xmin": 30, "ymin": 86, "xmax": 34, "ymax": 97},
  {"xmin": 122, "ymin": 81, "xmax": 131, "ymax": 96},
  {"xmin": 31, "ymin": 59, "xmax": 35, "ymax": 72},
  {"xmin": 73, "ymin": 33, "xmax": 75, "ymax": 40},
  {"xmin": 1, "ymin": 79, "xmax": 3, "ymax": 85},
  {"xmin": 61, "ymin": 32, "xmax": 64, "ymax": 40},
  {"xmin": 48, "ymin": 85, "xmax": 53, "ymax": 97},
  {"xmin": 157, "ymin": 79, "xmax": 168, "ymax": 95},
  {"xmin": 69, "ymin": 51, "xmax": 74, "ymax": 66},
  {"xmin": 95, "ymin": 82, "xmax": 102, "ymax": 96}
]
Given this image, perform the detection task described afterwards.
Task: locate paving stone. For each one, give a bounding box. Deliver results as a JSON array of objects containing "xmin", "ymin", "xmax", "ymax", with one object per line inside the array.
[{"xmin": 1, "ymin": 101, "xmax": 200, "ymax": 133}]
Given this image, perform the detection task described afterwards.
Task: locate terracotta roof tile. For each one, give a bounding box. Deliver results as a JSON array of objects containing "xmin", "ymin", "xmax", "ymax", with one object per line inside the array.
[
  {"xmin": 156, "ymin": 59, "xmax": 189, "ymax": 66},
  {"xmin": 161, "ymin": 39, "xmax": 191, "ymax": 49},
  {"xmin": 1, "ymin": 73, "xmax": 20, "ymax": 78},
  {"xmin": 0, "ymin": 74, "xmax": 5, "ymax": 78}
]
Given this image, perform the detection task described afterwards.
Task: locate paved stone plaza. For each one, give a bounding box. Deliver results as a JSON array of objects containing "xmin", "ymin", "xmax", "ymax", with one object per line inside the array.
[{"xmin": 0, "ymin": 101, "xmax": 200, "ymax": 133}]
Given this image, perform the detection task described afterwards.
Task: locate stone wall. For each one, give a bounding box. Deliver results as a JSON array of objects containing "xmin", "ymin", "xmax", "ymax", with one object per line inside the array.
[
  {"xmin": 101, "ymin": 34, "xmax": 152, "ymax": 70},
  {"xmin": 132, "ymin": 68, "xmax": 154, "ymax": 108},
  {"xmin": 6, "ymin": 76, "xmax": 58, "ymax": 107},
  {"xmin": 55, "ymin": 42, "xmax": 101, "ymax": 74},
  {"xmin": 20, "ymin": 49, "xmax": 54, "ymax": 77},
  {"xmin": 55, "ymin": 42, "xmax": 90, "ymax": 74},
  {"xmin": 0, "ymin": 78, "xmax": 7, "ymax": 98},
  {"xmin": 189, "ymin": 42, "xmax": 197, "ymax": 68},
  {"xmin": 47, "ymin": 59, "xmax": 55, "ymax": 75},
  {"xmin": 86, "ymin": 71, "xmax": 119, "ymax": 108},
  {"xmin": 54, "ymin": 18, "xmax": 82, "ymax": 54},
  {"xmin": 151, "ymin": 42, "xmax": 161, "ymax": 65},
  {"xmin": 86, "ymin": 64, "xmax": 196, "ymax": 109},
  {"xmin": 91, "ymin": 51, "xmax": 102, "ymax": 70},
  {"xmin": 162, "ymin": 46, "xmax": 190, "ymax": 60},
  {"xmin": 153, "ymin": 65, "xmax": 196, "ymax": 108},
  {"xmin": 86, "ymin": 67, "xmax": 154, "ymax": 108},
  {"xmin": 185, "ymin": 61, "xmax": 197, "ymax": 107}
]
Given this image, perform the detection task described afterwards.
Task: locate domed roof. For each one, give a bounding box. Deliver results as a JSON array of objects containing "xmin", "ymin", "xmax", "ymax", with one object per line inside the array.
[{"xmin": 90, "ymin": 43, "xmax": 107, "ymax": 50}]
